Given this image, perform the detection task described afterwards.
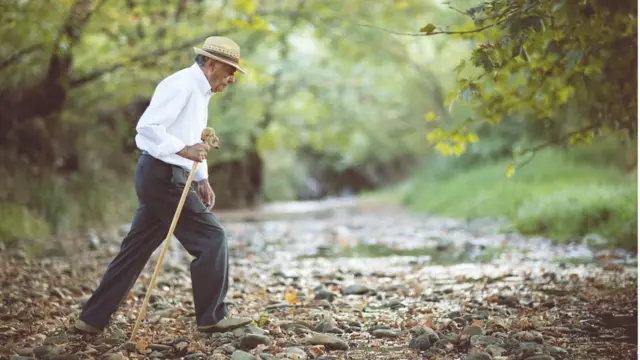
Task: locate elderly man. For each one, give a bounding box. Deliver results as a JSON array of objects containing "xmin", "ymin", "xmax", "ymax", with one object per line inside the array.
[{"xmin": 74, "ymin": 36, "xmax": 251, "ymax": 334}]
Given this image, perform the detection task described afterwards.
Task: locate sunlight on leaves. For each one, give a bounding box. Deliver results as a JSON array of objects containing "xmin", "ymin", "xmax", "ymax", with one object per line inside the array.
[
  {"xmin": 506, "ymin": 164, "xmax": 515, "ymax": 178},
  {"xmin": 425, "ymin": 111, "xmax": 436, "ymax": 122}
]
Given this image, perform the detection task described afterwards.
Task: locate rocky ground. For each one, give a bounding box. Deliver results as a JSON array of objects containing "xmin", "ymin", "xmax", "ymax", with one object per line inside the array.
[{"xmin": 1, "ymin": 199, "xmax": 637, "ymax": 360}]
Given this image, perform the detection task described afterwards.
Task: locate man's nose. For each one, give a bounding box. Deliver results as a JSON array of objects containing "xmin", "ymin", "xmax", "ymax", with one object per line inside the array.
[{"xmin": 228, "ymin": 75, "xmax": 236, "ymax": 84}]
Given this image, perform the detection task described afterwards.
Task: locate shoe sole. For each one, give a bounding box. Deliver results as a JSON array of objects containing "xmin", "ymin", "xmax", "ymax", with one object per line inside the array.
[
  {"xmin": 198, "ymin": 320, "xmax": 252, "ymax": 333},
  {"xmin": 74, "ymin": 320, "xmax": 102, "ymax": 334}
]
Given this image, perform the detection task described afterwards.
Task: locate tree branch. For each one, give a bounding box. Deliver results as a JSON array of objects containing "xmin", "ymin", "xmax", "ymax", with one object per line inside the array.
[
  {"xmin": 356, "ymin": 1, "xmax": 539, "ymax": 37},
  {"xmin": 69, "ymin": 29, "xmax": 234, "ymax": 88},
  {"xmin": 70, "ymin": 6, "xmax": 284, "ymax": 88},
  {"xmin": 0, "ymin": 44, "xmax": 44, "ymax": 71},
  {"xmin": 258, "ymin": 0, "xmax": 309, "ymax": 132},
  {"xmin": 356, "ymin": 20, "xmax": 507, "ymax": 37},
  {"xmin": 515, "ymin": 123, "xmax": 603, "ymax": 169}
]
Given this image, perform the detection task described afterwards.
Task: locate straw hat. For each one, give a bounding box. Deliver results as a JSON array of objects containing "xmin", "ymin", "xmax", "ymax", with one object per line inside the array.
[{"xmin": 193, "ymin": 36, "xmax": 246, "ymax": 74}]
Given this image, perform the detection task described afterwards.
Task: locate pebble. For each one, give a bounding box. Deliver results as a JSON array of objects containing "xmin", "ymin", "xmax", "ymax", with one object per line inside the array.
[
  {"xmin": 408, "ymin": 334, "xmax": 432, "ymax": 351},
  {"xmin": 466, "ymin": 353, "xmax": 493, "ymax": 360},
  {"xmin": 485, "ymin": 345, "xmax": 506, "ymax": 356},
  {"xmin": 515, "ymin": 330, "xmax": 544, "ymax": 343},
  {"xmin": 471, "ymin": 335, "xmax": 504, "ymax": 346},
  {"xmin": 307, "ymin": 334, "xmax": 349, "ymax": 350},
  {"xmin": 149, "ymin": 344, "xmax": 173, "ymax": 351},
  {"xmin": 234, "ymin": 334, "xmax": 272, "ymax": 351},
  {"xmin": 342, "ymin": 284, "xmax": 370, "ymax": 295},
  {"xmin": 282, "ymin": 347, "xmax": 307, "ymax": 359},
  {"xmin": 314, "ymin": 290, "xmax": 337, "ymax": 302},
  {"xmin": 463, "ymin": 325, "xmax": 484, "ymax": 337},
  {"xmin": 231, "ymin": 350, "xmax": 258, "ymax": 360},
  {"xmin": 117, "ymin": 342, "xmax": 137, "ymax": 352},
  {"xmin": 15, "ymin": 348, "xmax": 33, "ymax": 356},
  {"xmin": 372, "ymin": 329, "xmax": 402, "ymax": 338},
  {"xmin": 184, "ymin": 353, "xmax": 206, "ymax": 359},
  {"xmin": 50, "ymin": 355, "xmax": 79, "ymax": 360}
]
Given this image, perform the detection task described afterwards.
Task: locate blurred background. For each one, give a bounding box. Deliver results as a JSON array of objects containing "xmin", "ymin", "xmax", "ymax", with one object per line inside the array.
[{"xmin": 0, "ymin": 0, "xmax": 636, "ymax": 250}]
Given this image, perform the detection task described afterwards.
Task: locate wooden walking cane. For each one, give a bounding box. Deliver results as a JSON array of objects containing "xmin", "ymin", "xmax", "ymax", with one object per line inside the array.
[{"xmin": 129, "ymin": 127, "xmax": 219, "ymax": 342}]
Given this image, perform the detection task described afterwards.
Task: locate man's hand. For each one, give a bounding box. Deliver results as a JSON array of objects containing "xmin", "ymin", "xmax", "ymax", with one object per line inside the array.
[
  {"xmin": 178, "ymin": 143, "xmax": 210, "ymax": 162},
  {"xmin": 197, "ymin": 180, "xmax": 215, "ymax": 210}
]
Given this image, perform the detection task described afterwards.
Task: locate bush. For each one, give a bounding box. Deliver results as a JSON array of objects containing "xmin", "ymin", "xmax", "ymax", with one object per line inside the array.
[
  {"xmin": 0, "ymin": 202, "xmax": 51, "ymax": 243},
  {"xmin": 399, "ymin": 148, "xmax": 637, "ymax": 249},
  {"xmin": 514, "ymin": 184, "xmax": 637, "ymax": 248}
]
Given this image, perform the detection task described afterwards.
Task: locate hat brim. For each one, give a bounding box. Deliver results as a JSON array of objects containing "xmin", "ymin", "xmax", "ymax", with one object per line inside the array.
[{"xmin": 193, "ymin": 47, "xmax": 247, "ymax": 74}]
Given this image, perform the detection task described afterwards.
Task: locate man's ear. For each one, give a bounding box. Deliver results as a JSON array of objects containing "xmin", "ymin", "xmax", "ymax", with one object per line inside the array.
[{"xmin": 208, "ymin": 60, "xmax": 219, "ymax": 72}]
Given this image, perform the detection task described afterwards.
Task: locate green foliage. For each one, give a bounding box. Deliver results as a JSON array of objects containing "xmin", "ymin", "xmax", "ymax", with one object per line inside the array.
[
  {"xmin": 418, "ymin": 0, "xmax": 637, "ymax": 172},
  {"xmin": 514, "ymin": 184, "xmax": 637, "ymax": 249},
  {"xmin": 399, "ymin": 148, "xmax": 637, "ymax": 249},
  {"xmin": 0, "ymin": 203, "xmax": 51, "ymax": 243},
  {"xmin": 1, "ymin": 0, "xmax": 462, "ymax": 238}
]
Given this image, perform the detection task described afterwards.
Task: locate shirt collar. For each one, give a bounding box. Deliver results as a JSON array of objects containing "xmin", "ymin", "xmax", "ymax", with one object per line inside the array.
[{"xmin": 189, "ymin": 63, "xmax": 213, "ymax": 96}]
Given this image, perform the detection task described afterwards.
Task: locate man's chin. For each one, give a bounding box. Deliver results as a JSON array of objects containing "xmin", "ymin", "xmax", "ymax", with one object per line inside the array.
[{"xmin": 212, "ymin": 84, "xmax": 227, "ymax": 93}]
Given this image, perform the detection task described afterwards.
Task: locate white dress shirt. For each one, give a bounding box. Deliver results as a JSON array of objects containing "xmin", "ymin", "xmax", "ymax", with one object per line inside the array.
[{"xmin": 135, "ymin": 63, "xmax": 214, "ymax": 182}]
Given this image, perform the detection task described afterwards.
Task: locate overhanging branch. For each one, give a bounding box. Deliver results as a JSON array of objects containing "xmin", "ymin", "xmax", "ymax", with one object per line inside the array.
[
  {"xmin": 356, "ymin": 1, "xmax": 540, "ymax": 37},
  {"xmin": 69, "ymin": 29, "xmax": 234, "ymax": 88},
  {"xmin": 0, "ymin": 44, "xmax": 45, "ymax": 71},
  {"xmin": 356, "ymin": 20, "xmax": 507, "ymax": 37},
  {"xmin": 515, "ymin": 123, "xmax": 603, "ymax": 169}
]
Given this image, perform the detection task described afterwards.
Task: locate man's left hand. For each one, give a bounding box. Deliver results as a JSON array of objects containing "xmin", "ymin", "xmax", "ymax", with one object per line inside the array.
[{"xmin": 197, "ymin": 180, "xmax": 215, "ymax": 210}]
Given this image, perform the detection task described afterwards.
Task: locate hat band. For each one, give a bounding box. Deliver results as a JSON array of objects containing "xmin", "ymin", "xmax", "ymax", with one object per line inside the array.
[{"xmin": 203, "ymin": 48, "xmax": 239, "ymax": 65}]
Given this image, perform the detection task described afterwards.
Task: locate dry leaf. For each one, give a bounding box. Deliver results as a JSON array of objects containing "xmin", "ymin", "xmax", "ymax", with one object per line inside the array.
[
  {"xmin": 471, "ymin": 319, "xmax": 484, "ymax": 328},
  {"xmin": 284, "ymin": 290, "xmax": 297, "ymax": 304},
  {"xmin": 603, "ymin": 263, "xmax": 624, "ymax": 272},
  {"xmin": 135, "ymin": 339, "xmax": 148, "ymax": 352},
  {"xmin": 175, "ymin": 341, "xmax": 188, "ymax": 352},
  {"xmin": 309, "ymin": 345, "xmax": 325, "ymax": 356}
]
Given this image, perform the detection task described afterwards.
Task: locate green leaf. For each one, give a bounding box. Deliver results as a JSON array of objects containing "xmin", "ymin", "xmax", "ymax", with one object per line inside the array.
[
  {"xmin": 420, "ymin": 23, "xmax": 436, "ymax": 34},
  {"xmin": 454, "ymin": 59, "xmax": 466, "ymax": 76},
  {"xmin": 506, "ymin": 164, "xmax": 515, "ymax": 178},
  {"xmin": 425, "ymin": 111, "xmax": 436, "ymax": 122},
  {"xmin": 564, "ymin": 50, "xmax": 583, "ymax": 71},
  {"xmin": 552, "ymin": 0, "xmax": 565, "ymax": 12},
  {"xmin": 459, "ymin": 86, "xmax": 476, "ymax": 102}
]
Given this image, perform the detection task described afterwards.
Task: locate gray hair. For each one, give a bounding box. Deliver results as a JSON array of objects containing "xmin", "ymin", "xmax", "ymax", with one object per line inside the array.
[{"xmin": 195, "ymin": 54, "xmax": 209, "ymax": 67}]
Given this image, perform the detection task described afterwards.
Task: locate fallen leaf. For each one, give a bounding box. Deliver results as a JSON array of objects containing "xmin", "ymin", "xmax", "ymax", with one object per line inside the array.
[
  {"xmin": 135, "ymin": 339, "xmax": 148, "ymax": 352},
  {"xmin": 284, "ymin": 290, "xmax": 297, "ymax": 304},
  {"xmin": 471, "ymin": 319, "xmax": 484, "ymax": 328}
]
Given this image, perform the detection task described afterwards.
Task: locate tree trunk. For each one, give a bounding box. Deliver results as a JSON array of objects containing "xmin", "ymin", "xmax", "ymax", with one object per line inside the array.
[
  {"xmin": 208, "ymin": 151, "xmax": 263, "ymax": 209},
  {"xmin": 0, "ymin": 0, "xmax": 105, "ymax": 168}
]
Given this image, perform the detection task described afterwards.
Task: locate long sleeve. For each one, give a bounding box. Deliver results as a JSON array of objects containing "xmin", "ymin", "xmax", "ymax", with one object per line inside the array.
[
  {"xmin": 135, "ymin": 83, "xmax": 190, "ymax": 158},
  {"xmin": 194, "ymin": 159, "xmax": 209, "ymax": 182}
]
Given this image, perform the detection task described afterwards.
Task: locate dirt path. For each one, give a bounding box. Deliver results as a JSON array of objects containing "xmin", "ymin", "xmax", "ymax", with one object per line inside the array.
[{"xmin": 1, "ymin": 199, "xmax": 637, "ymax": 360}]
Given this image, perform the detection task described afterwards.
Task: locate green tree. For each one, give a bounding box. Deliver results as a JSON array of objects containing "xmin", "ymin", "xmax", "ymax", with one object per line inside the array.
[
  {"xmin": 1, "ymin": 0, "xmax": 464, "ymax": 239},
  {"xmin": 371, "ymin": 0, "xmax": 637, "ymax": 175}
]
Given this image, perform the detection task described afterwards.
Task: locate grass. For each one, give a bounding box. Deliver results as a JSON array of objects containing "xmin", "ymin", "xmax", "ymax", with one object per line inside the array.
[
  {"xmin": 0, "ymin": 169, "xmax": 138, "ymax": 250},
  {"xmin": 380, "ymin": 148, "xmax": 637, "ymax": 250}
]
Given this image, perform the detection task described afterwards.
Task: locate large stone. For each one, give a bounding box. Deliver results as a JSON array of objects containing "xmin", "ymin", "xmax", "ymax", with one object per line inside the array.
[{"xmin": 342, "ymin": 284, "xmax": 370, "ymax": 295}]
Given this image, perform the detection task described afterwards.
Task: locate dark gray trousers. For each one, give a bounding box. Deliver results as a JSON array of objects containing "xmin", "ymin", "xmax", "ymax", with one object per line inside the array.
[{"xmin": 79, "ymin": 154, "xmax": 228, "ymax": 329}]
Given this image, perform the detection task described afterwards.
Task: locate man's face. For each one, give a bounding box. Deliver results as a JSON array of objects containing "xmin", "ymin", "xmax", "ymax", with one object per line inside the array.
[{"xmin": 205, "ymin": 60, "xmax": 237, "ymax": 93}]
